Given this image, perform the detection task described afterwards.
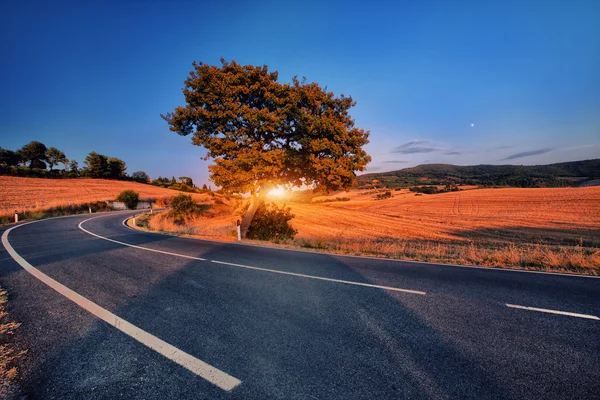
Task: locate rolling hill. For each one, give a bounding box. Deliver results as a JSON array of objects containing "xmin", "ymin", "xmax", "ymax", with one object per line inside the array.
[{"xmin": 357, "ymin": 159, "xmax": 600, "ymax": 188}]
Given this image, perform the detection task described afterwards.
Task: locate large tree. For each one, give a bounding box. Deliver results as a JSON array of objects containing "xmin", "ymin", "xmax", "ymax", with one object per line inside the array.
[
  {"xmin": 131, "ymin": 171, "xmax": 150, "ymax": 183},
  {"xmin": 84, "ymin": 152, "xmax": 126, "ymax": 179},
  {"xmin": 17, "ymin": 141, "xmax": 47, "ymax": 169},
  {"xmin": 46, "ymin": 147, "xmax": 68, "ymax": 171},
  {"xmin": 84, "ymin": 152, "xmax": 108, "ymax": 178},
  {"xmin": 162, "ymin": 59, "xmax": 371, "ymax": 237},
  {"xmin": 106, "ymin": 157, "xmax": 126, "ymax": 179},
  {"xmin": 68, "ymin": 160, "xmax": 80, "ymax": 177}
]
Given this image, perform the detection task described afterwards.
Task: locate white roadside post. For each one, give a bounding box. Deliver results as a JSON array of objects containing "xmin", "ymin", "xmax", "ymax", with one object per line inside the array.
[
  {"xmin": 236, "ymin": 219, "xmax": 241, "ymax": 242},
  {"xmin": 88, "ymin": 206, "xmax": 92, "ymax": 213},
  {"xmin": 132, "ymin": 215, "xmax": 136, "ymax": 226},
  {"xmin": 14, "ymin": 210, "xmax": 18, "ymax": 223}
]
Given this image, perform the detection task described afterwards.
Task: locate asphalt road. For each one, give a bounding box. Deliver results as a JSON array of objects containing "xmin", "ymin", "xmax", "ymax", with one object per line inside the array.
[{"xmin": 0, "ymin": 211, "xmax": 599, "ymax": 399}]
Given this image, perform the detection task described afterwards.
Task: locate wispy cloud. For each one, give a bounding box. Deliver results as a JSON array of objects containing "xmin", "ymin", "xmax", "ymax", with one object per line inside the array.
[
  {"xmin": 501, "ymin": 148, "xmax": 553, "ymax": 161},
  {"xmin": 488, "ymin": 145, "xmax": 516, "ymax": 151},
  {"xmin": 392, "ymin": 140, "xmax": 445, "ymax": 154},
  {"xmin": 444, "ymin": 151, "xmax": 463, "ymax": 155},
  {"xmin": 383, "ymin": 160, "xmax": 409, "ymax": 163}
]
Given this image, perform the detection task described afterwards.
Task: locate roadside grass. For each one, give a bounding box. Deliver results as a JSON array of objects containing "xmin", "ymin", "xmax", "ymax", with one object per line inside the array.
[
  {"xmin": 134, "ymin": 212, "xmax": 600, "ymax": 275},
  {"xmin": 136, "ymin": 209, "xmax": 237, "ymax": 240},
  {"xmin": 296, "ymin": 237, "xmax": 600, "ymax": 275},
  {"xmin": 0, "ymin": 201, "xmax": 113, "ymax": 227},
  {"xmin": 127, "ymin": 187, "xmax": 600, "ymax": 275},
  {"xmin": 0, "ymin": 288, "xmax": 26, "ymax": 398}
]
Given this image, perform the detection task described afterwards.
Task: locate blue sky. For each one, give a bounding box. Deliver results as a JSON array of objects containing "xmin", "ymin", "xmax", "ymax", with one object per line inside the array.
[{"xmin": 1, "ymin": 0, "xmax": 598, "ymax": 185}]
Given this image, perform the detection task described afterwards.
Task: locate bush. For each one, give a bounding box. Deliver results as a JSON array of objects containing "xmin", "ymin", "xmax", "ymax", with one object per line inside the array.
[
  {"xmin": 247, "ymin": 203, "xmax": 297, "ymax": 241},
  {"xmin": 409, "ymin": 186, "xmax": 439, "ymax": 195},
  {"xmin": 154, "ymin": 197, "xmax": 171, "ymax": 207},
  {"xmin": 375, "ymin": 191, "xmax": 392, "ymax": 200},
  {"xmin": 170, "ymin": 194, "xmax": 207, "ymax": 224},
  {"xmin": 117, "ymin": 190, "xmax": 139, "ymax": 209}
]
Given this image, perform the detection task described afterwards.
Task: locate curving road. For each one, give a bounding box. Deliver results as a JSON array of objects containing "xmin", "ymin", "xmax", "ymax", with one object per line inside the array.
[{"xmin": 1, "ymin": 211, "xmax": 599, "ymax": 399}]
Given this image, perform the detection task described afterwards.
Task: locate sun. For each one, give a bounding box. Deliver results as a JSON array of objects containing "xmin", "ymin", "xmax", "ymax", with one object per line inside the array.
[{"xmin": 268, "ymin": 187, "xmax": 286, "ymax": 197}]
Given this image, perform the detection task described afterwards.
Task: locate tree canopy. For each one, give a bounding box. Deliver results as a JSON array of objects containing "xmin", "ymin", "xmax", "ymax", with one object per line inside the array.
[
  {"xmin": 68, "ymin": 160, "xmax": 80, "ymax": 177},
  {"xmin": 107, "ymin": 157, "xmax": 126, "ymax": 179},
  {"xmin": 46, "ymin": 147, "xmax": 68, "ymax": 171},
  {"xmin": 131, "ymin": 171, "xmax": 150, "ymax": 183},
  {"xmin": 17, "ymin": 141, "xmax": 48, "ymax": 169},
  {"xmin": 84, "ymin": 152, "xmax": 126, "ymax": 179},
  {"xmin": 0, "ymin": 147, "xmax": 20, "ymax": 167},
  {"xmin": 178, "ymin": 176, "xmax": 193, "ymax": 186},
  {"xmin": 162, "ymin": 59, "xmax": 371, "ymax": 195}
]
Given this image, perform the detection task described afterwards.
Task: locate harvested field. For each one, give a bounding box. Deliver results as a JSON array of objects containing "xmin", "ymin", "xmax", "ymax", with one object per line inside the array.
[
  {"xmin": 291, "ymin": 187, "xmax": 600, "ymax": 247},
  {"xmin": 0, "ymin": 176, "xmax": 212, "ymax": 216},
  {"xmin": 143, "ymin": 186, "xmax": 599, "ymax": 274},
  {"xmin": 2, "ymin": 176, "xmax": 598, "ymax": 273},
  {"xmin": 277, "ymin": 187, "xmax": 600, "ymax": 274}
]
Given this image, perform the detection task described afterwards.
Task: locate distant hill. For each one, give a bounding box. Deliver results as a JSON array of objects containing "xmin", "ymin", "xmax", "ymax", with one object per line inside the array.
[{"xmin": 357, "ymin": 159, "xmax": 600, "ymax": 189}]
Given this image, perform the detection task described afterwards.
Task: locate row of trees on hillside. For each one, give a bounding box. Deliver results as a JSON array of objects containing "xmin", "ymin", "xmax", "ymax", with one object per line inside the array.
[
  {"xmin": 0, "ymin": 141, "xmax": 68, "ymax": 171},
  {"xmin": 151, "ymin": 175, "xmax": 216, "ymax": 194},
  {"xmin": 0, "ymin": 141, "xmax": 150, "ymax": 182}
]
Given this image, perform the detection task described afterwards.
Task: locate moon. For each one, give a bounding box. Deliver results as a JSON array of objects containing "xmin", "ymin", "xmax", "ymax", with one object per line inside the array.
[{"xmin": 471, "ymin": 123, "xmax": 475, "ymax": 127}]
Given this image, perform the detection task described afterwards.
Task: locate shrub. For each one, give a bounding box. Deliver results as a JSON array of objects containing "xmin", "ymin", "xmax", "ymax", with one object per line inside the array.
[
  {"xmin": 313, "ymin": 197, "xmax": 351, "ymax": 203},
  {"xmin": 301, "ymin": 239, "xmax": 328, "ymax": 249},
  {"xmin": 247, "ymin": 202, "xmax": 297, "ymax": 241},
  {"xmin": 409, "ymin": 186, "xmax": 439, "ymax": 195},
  {"xmin": 117, "ymin": 190, "xmax": 139, "ymax": 209},
  {"xmin": 375, "ymin": 191, "xmax": 392, "ymax": 200},
  {"xmin": 154, "ymin": 197, "xmax": 171, "ymax": 207},
  {"xmin": 170, "ymin": 194, "xmax": 207, "ymax": 224}
]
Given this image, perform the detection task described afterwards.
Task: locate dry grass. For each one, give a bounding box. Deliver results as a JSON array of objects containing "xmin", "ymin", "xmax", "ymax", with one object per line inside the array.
[
  {"xmin": 297, "ymin": 237, "xmax": 600, "ymax": 275},
  {"xmin": 156, "ymin": 186, "xmax": 599, "ymax": 274},
  {"xmin": 0, "ymin": 287, "xmax": 26, "ymax": 398},
  {"xmin": 292, "ymin": 187, "xmax": 600, "ymax": 246},
  {"xmin": 283, "ymin": 187, "xmax": 600, "ymax": 274},
  {"xmin": 139, "ymin": 200, "xmax": 238, "ymax": 241},
  {"xmin": 0, "ymin": 176, "xmax": 211, "ymax": 218},
  {"xmin": 4, "ymin": 176, "xmax": 597, "ymax": 274}
]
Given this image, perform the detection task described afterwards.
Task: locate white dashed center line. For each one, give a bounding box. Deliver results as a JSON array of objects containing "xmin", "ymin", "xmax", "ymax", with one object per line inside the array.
[
  {"xmin": 79, "ymin": 215, "xmax": 426, "ymax": 296},
  {"xmin": 506, "ymin": 304, "xmax": 599, "ymax": 320}
]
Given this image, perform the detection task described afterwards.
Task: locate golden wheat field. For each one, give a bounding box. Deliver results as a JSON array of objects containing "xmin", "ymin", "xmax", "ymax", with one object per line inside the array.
[
  {"xmin": 1, "ymin": 176, "xmax": 598, "ymax": 273},
  {"xmin": 0, "ymin": 176, "xmax": 211, "ymax": 216},
  {"xmin": 261, "ymin": 187, "xmax": 600, "ymax": 274},
  {"xmin": 289, "ymin": 187, "xmax": 600, "ymax": 247}
]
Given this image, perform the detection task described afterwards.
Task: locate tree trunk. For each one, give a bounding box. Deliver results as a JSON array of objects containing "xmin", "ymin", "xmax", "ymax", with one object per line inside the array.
[{"xmin": 240, "ymin": 189, "xmax": 265, "ymax": 239}]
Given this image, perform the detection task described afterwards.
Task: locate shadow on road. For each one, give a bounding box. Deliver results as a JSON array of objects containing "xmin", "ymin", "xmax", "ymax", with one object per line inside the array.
[{"xmin": 2, "ymin": 215, "xmax": 599, "ymax": 399}]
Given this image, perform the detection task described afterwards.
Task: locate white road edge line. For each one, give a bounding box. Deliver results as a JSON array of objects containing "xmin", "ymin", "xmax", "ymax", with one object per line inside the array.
[
  {"xmin": 1, "ymin": 223, "xmax": 241, "ymax": 392},
  {"xmin": 506, "ymin": 304, "xmax": 599, "ymax": 320},
  {"xmin": 122, "ymin": 214, "xmax": 600, "ymax": 280},
  {"xmin": 82, "ymin": 215, "xmax": 426, "ymax": 296}
]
